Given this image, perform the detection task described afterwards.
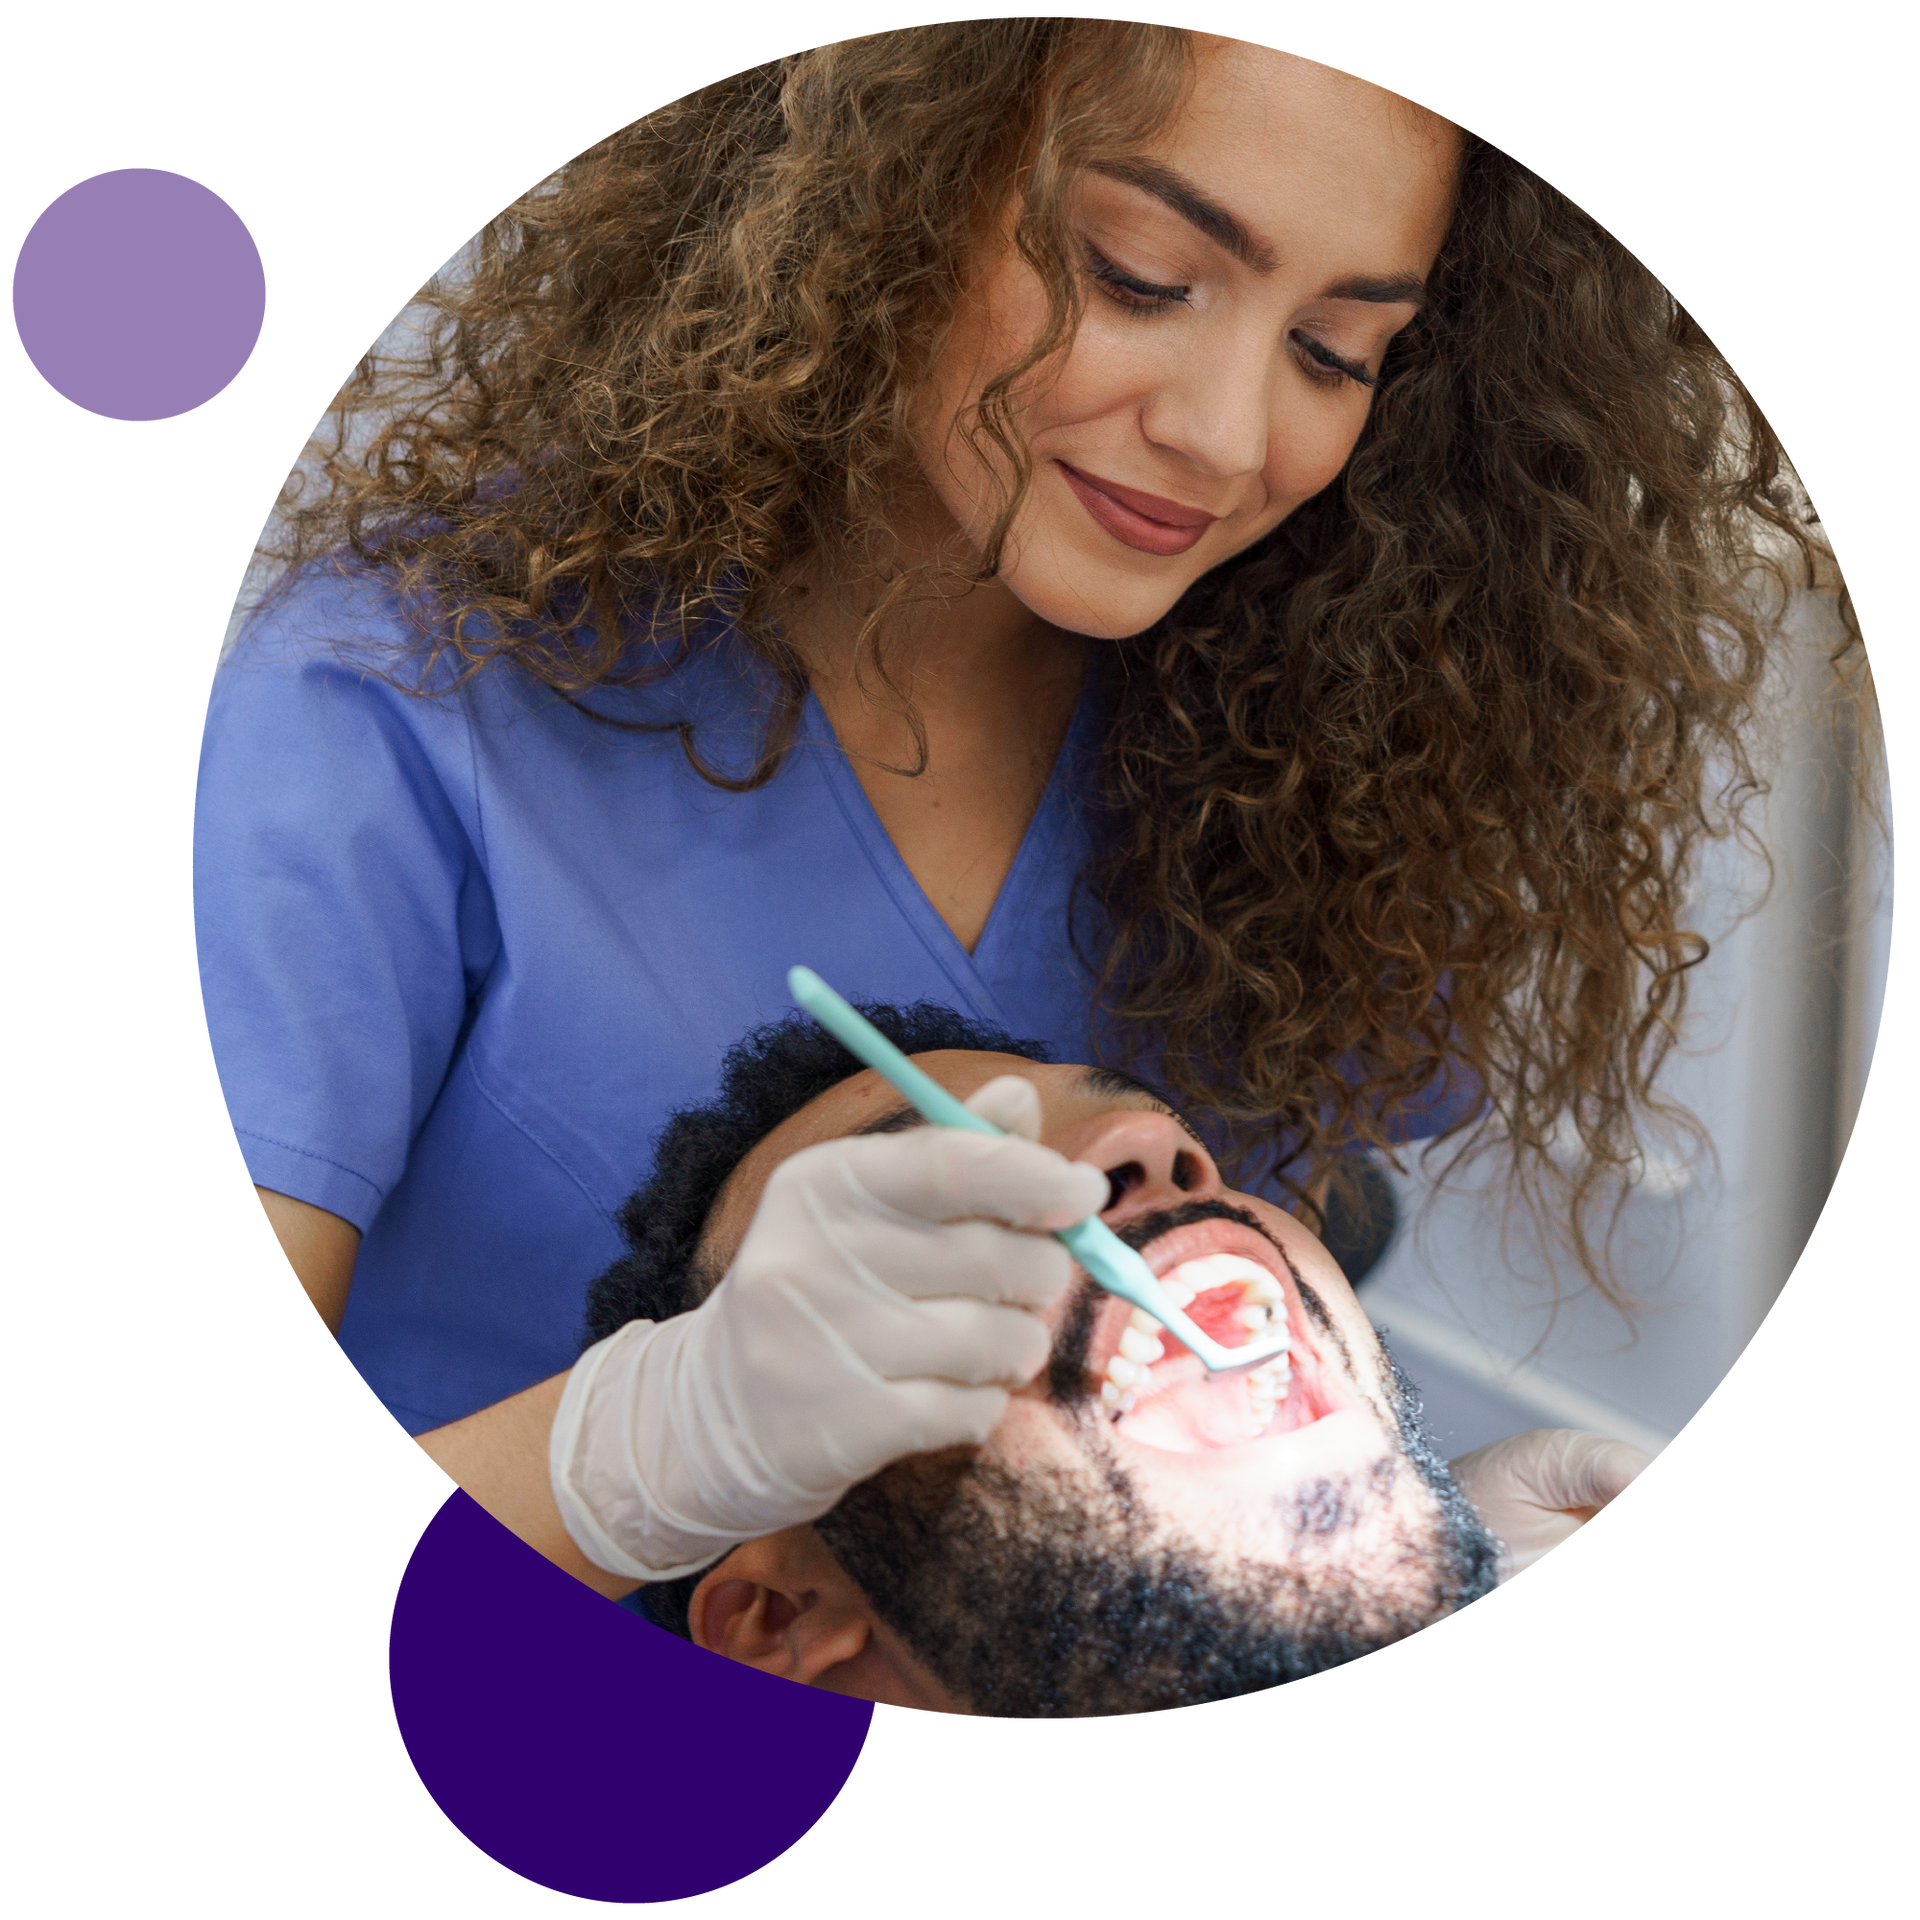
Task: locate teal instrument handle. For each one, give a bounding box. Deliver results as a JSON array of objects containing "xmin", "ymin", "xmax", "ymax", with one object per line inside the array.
[{"xmin": 786, "ymin": 967, "xmax": 1290, "ymax": 1374}]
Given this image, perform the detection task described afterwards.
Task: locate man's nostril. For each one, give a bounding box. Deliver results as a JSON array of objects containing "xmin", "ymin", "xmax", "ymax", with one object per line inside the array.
[
  {"xmin": 1105, "ymin": 1162, "xmax": 1145, "ymax": 1210},
  {"xmin": 1172, "ymin": 1150, "xmax": 1202, "ymax": 1193}
]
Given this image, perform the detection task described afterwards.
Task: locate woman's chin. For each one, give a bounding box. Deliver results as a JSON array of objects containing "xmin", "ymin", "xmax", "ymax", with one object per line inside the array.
[{"xmin": 1003, "ymin": 565, "xmax": 1189, "ymax": 642}]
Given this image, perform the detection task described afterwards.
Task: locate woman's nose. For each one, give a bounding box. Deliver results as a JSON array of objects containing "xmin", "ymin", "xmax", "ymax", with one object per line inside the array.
[
  {"xmin": 1138, "ymin": 333, "xmax": 1274, "ymax": 480},
  {"xmin": 1061, "ymin": 1108, "xmax": 1225, "ymax": 1222}
]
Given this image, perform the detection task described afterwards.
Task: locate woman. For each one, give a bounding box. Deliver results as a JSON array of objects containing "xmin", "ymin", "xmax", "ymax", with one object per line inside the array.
[{"xmin": 195, "ymin": 24, "xmax": 1831, "ymax": 1584}]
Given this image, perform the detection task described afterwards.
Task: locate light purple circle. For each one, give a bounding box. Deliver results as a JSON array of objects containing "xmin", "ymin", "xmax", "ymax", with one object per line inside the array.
[
  {"xmin": 13, "ymin": 169, "xmax": 264, "ymax": 420},
  {"xmin": 390, "ymin": 1491, "xmax": 872, "ymax": 1901}
]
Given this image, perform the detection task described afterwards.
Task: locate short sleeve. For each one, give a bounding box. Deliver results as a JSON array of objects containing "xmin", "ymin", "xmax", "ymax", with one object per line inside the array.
[{"xmin": 193, "ymin": 569, "xmax": 501, "ymax": 1233}]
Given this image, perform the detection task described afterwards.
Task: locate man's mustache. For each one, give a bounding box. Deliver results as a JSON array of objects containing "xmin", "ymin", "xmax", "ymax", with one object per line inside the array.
[{"xmin": 1113, "ymin": 1197, "xmax": 1282, "ymax": 1260}]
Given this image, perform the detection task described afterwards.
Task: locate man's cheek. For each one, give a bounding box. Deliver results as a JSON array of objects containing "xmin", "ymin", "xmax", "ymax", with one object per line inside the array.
[{"xmin": 985, "ymin": 1398, "xmax": 1083, "ymax": 1475}]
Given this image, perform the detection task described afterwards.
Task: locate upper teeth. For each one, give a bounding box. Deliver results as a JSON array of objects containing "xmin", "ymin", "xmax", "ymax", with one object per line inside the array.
[{"xmin": 1172, "ymin": 1253, "xmax": 1284, "ymax": 1304}]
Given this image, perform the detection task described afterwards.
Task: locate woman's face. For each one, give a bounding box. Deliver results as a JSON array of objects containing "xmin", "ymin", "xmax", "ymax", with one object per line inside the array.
[{"xmin": 909, "ymin": 38, "xmax": 1462, "ymax": 640}]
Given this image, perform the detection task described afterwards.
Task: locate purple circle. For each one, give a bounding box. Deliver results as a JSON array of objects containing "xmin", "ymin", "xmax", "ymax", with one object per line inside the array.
[
  {"xmin": 12, "ymin": 169, "xmax": 264, "ymax": 420},
  {"xmin": 390, "ymin": 1492, "xmax": 873, "ymax": 1902}
]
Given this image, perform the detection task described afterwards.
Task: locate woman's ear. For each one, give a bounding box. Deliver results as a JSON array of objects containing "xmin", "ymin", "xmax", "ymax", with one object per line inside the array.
[{"xmin": 688, "ymin": 1529, "xmax": 873, "ymax": 1685}]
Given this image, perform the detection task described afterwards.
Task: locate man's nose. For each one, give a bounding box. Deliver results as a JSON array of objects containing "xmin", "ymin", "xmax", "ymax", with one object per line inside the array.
[{"xmin": 1061, "ymin": 1109, "xmax": 1226, "ymax": 1224}]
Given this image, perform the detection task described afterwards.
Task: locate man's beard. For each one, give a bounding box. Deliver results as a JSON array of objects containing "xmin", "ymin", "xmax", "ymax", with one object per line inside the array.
[{"xmin": 811, "ymin": 1202, "xmax": 1502, "ymax": 1718}]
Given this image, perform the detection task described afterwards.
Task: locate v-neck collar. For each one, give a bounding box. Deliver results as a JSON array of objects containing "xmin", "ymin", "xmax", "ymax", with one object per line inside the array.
[{"xmin": 802, "ymin": 673, "xmax": 1105, "ymax": 1028}]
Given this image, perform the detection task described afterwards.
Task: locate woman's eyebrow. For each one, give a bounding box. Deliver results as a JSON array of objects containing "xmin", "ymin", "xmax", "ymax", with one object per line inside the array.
[
  {"xmin": 1088, "ymin": 159, "xmax": 1429, "ymax": 310},
  {"xmin": 1323, "ymin": 272, "xmax": 1429, "ymax": 309},
  {"xmin": 1091, "ymin": 158, "xmax": 1276, "ymax": 271}
]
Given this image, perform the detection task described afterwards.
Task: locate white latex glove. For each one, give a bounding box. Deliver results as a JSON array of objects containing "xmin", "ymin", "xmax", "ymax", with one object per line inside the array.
[
  {"xmin": 549, "ymin": 1076, "xmax": 1107, "ymax": 1580},
  {"xmin": 1449, "ymin": 1427, "xmax": 1654, "ymax": 1576}
]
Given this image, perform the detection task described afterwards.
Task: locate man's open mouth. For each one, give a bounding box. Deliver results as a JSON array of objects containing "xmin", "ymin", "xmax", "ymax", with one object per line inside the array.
[{"xmin": 1087, "ymin": 1216, "xmax": 1341, "ymax": 1453}]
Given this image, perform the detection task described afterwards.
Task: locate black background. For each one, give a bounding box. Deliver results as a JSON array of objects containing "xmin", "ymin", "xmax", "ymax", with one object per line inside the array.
[{"xmin": 22, "ymin": 18, "xmax": 1889, "ymax": 1904}]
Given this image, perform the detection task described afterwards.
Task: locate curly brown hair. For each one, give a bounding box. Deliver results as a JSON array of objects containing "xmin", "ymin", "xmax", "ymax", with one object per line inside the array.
[{"xmin": 271, "ymin": 20, "xmax": 1854, "ymax": 1303}]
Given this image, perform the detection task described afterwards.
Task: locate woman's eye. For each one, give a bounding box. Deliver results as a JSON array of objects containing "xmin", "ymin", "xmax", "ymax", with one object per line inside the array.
[
  {"xmin": 1291, "ymin": 330, "xmax": 1378, "ymax": 392},
  {"xmin": 1083, "ymin": 243, "xmax": 1189, "ymax": 315}
]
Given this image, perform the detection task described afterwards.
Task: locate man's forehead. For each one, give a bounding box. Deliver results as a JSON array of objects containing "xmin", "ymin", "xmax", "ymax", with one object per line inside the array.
[{"xmin": 753, "ymin": 1051, "xmax": 1068, "ymax": 1165}]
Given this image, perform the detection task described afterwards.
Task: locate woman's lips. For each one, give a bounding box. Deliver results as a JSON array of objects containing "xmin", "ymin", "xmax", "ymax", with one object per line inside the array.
[{"xmin": 1056, "ymin": 461, "xmax": 1217, "ymax": 558}]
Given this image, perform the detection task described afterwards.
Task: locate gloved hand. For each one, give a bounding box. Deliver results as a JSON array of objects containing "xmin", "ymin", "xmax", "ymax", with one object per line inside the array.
[
  {"xmin": 1449, "ymin": 1427, "xmax": 1654, "ymax": 1577},
  {"xmin": 549, "ymin": 1077, "xmax": 1108, "ymax": 1581}
]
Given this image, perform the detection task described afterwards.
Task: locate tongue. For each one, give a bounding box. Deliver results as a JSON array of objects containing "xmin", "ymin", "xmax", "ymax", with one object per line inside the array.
[{"xmin": 1117, "ymin": 1368, "xmax": 1269, "ymax": 1452}]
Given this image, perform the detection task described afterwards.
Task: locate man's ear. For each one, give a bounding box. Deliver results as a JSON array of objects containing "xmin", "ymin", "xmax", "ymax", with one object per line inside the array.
[{"xmin": 687, "ymin": 1528, "xmax": 874, "ymax": 1686}]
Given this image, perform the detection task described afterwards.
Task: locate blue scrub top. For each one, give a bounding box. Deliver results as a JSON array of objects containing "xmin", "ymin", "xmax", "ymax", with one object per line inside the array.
[{"xmin": 195, "ymin": 563, "xmax": 1480, "ymax": 1434}]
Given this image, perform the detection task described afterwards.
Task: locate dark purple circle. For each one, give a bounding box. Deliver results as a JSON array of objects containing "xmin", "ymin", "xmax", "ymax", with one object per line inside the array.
[
  {"xmin": 12, "ymin": 169, "xmax": 264, "ymax": 420},
  {"xmin": 389, "ymin": 1492, "xmax": 872, "ymax": 1902}
]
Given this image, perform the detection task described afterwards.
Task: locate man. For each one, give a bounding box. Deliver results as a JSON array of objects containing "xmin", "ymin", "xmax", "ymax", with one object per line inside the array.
[{"xmin": 565, "ymin": 1003, "xmax": 1505, "ymax": 1716}]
